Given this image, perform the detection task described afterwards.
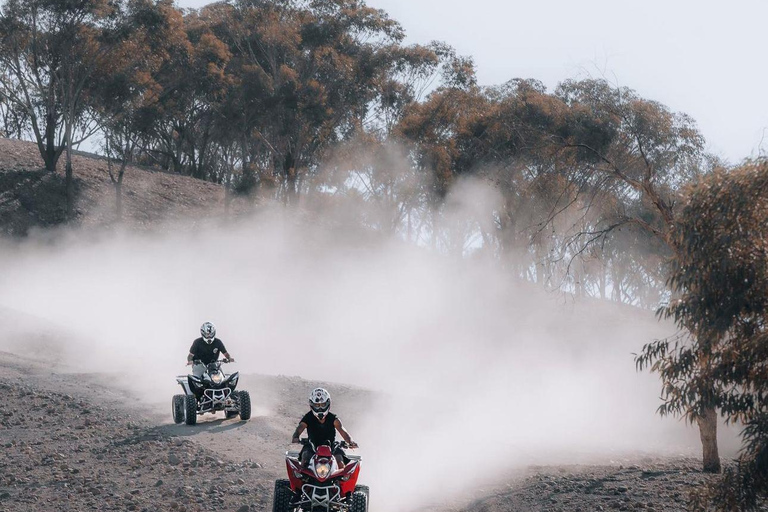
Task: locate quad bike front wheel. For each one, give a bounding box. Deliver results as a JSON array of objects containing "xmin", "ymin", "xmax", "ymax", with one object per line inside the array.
[
  {"xmin": 184, "ymin": 394, "xmax": 198, "ymax": 425},
  {"xmin": 172, "ymin": 394, "xmax": 185, "ymax": 424},
  {"xmin": 238, "ymin": 390, "xmax": 251, "ymax": 420},
  {"xmin": 350, "ymin": 490, "xmax": 367, "ymax": 512},
  {"xmin": 355, "ymin": 485, "xmax": 370, "ymax": 502},
  {"xmin": 272, "ymin": 479, "xmax": 293, "ymax": 512}
]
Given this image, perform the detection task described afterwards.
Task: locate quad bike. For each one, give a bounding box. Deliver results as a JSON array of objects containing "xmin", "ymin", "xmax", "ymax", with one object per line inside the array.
[
  {"xmin": 273, "ymin": 439, "xmax": 368, "ymax": 512},
  {"xmin": 172, "ymin": 359, "xmax": 251, "ymax": 425}
]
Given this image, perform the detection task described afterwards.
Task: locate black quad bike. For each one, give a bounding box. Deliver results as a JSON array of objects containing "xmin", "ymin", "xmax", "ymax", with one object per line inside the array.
[{"xmin": 172, "ymin": 359, "xmax": 251, "ymax": 425}]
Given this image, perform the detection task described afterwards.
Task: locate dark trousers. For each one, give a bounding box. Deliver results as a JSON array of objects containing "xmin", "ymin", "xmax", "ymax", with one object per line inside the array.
[{"xmin": 300, "ymin": 444, "xmax": 347, "ymax": 467}]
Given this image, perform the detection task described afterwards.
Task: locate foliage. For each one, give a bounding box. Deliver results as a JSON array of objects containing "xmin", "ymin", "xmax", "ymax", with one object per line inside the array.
[
  {"xmin": 637, "ymin": 159, "xmax": 768, "ymax": 509},
  {"xmin": 0, "ymin": 0, "xmax": 725, "ymax": 313}
]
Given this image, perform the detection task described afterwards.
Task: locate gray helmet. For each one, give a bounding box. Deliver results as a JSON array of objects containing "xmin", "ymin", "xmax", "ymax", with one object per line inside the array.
[{"xmin": 200, "ymin": 322, "xmax": 216, "ymax": 344}]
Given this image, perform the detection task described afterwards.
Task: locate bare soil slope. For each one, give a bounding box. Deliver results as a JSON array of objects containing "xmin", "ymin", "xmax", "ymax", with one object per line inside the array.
[{"xmin": 0, "ymin": 138, "xmax": 230, "ymax": 235}]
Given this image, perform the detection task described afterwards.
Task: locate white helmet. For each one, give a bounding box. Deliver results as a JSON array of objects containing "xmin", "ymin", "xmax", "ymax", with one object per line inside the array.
[
  {"xmin": 309, "ymin": 387, "xmax": 331, "ymax": 420},
  {"xmin": 200, "ymin": 322, "xmax": 216, "ymax": 344}
]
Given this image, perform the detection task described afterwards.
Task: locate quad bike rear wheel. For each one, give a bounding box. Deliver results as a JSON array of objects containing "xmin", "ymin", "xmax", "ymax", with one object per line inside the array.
[
  {"xmin": 238, "ymin": 390, "xmax": 251, "ymax": 420},
  {"xmin": 184, "ymin": 394, "xmax": 198, "ymax": 425},
  {"xmin": 350, "ymin": 490, "xmax": 367, "ymax": 512},
  {"xmin": 272, "ymin": 479, "xmax": 293, "ymax": 512},
  {"xmin": 172, "ymin": 394, "xmax": 185, "ymax": 424}
]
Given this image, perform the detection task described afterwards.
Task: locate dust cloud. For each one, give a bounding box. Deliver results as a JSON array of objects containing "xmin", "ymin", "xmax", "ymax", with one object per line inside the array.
[{"xmin": 0, "ymin": 189, "xmax": 734, "ymax": 510}]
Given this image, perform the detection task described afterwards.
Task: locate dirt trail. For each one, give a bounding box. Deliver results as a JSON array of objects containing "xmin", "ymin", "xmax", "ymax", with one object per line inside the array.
[
  {"xmin": 0, "ymin": 351, "xmax": 370, "ymax": 512},
  {"xmin": 1, "ymin": 351, "xmax": 756, "ymax": 512}
]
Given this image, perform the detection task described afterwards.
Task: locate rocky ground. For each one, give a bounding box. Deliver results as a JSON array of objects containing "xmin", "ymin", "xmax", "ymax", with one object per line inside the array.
[
  {"xmin": 0, "ymin": 351, "xmax": 760, "ymax": 512},
  {"xmin": 0, "ymin": 355, "xmax": 269, "ymax": 512},
  {"xmin": 0, "ymin": 351, "xmax": 369, "ymax": 512},
  {"xmin": 458, "ymin": 460, "xmax": 722, "ymax": 512}
]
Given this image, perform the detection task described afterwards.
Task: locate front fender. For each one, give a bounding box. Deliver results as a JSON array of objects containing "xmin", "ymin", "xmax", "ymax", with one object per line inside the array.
[
  {"xmin": 286, "ymin": 458, "xmax": 306, "ymax": 491},
  {"xmin": 188, "ymin": 376, "xmax": 204, "ymax": 395},
  {"xmin": 225, "ymin": 371, "xmax": 240, "ymax": 390},
  {"xmin": 336, "ymin": 460, "xmax": 360, "ymax": 496}
]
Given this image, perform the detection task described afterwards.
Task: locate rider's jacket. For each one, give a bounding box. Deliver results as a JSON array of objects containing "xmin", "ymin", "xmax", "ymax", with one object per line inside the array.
[
  {"xmin": 302, "ymin": 411, "xmax": 337, "ymax": 446},
  {"xmin": 189, "ymin": 337, "xmax": 227, "ymax": 365}
]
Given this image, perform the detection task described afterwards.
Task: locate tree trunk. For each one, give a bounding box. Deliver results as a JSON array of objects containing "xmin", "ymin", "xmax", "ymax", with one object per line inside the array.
[
  {"xmin": 224, "ymin": 154, "xmax": 234, "ymax": 216},
  {"xmin": 44, "ymin": 111, "xmax": 58, "ymax": 172},
  {"xmin": 115, "ymin": 180, "xmax": 123, "ymax": 220},
  {"xmin": 283, "ymin": 151, "xmax": 297, "ymax": 204},
  {"xmin": 698, "ymin": 407, "xmax": 721, "ymax": 473},
  {"xmin": 599, "ymin": 264, "xmax": 607, "ymax": 299},
  {"xmin": 65, "ymin": 117, "xmax": 74, "ymax": 219}
]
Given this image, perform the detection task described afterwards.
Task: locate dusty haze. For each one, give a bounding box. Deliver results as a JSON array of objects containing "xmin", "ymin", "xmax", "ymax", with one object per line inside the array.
[{"xmin": 0, "ymin": 193, "xmax": 739, "ymax": 510}]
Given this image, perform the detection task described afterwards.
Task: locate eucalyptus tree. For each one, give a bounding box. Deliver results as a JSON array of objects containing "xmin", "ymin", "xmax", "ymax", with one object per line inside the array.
[
  {"xmin": 638, "ymin": 159, "xmax": 768, "ymax": 507},
  {"xmin": 0, "ymin": 0, "xmax": 160, "ymax": 216},
  {"xmin": 544, "ymin": 78, "xmax": 717, "ymax": 469},
  {"xmin": 221, "ymin": 0, "xmax": 442, "ymax": 203}
]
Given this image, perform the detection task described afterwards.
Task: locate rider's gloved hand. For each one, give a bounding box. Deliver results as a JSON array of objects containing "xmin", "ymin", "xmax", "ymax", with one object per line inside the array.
[
  {"xmin": 292, "ymin": 437, "xmax": 300, "ymax": 444},
  {"xmin": 348, "ymin": 440, "xmax": 359, "ymax": 449},
  {"xmin": 186, "ymin": 361, "xmax": 193, "ymax": 366}
]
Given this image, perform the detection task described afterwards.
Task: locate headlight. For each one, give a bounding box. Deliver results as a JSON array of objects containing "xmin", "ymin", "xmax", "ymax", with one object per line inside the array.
[
  {"xmin": 211, "ymin": 372, "xmax": 223, "ymax": 384},
  {"xmin": 315, "ymin": 462, "xmax": 331, "ymax": 479}
]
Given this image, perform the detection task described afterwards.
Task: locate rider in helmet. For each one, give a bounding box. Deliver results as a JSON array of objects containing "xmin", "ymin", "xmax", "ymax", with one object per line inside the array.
[
  {"xmin": 292, "ymin": 387, "xmax": 358, "ymax": 467},
  {"xmin": 186, "ymin": 322, "xmax": 234, "ymax": 377}
]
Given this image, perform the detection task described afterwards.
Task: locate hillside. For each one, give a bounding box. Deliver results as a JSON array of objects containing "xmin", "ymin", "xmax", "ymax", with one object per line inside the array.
[
  {"xmin": 0, "ymin": 137, "xmax": 762, "ymax": 511},
  {"xmin": 0, "ymin": 138, "xmax": 229, "ymax": 236}
]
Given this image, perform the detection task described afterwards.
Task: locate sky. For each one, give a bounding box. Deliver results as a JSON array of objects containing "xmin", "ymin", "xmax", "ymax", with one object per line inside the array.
[{"xmin": 178, "ymin": 0, "xmax": 768, "ymax": 164}]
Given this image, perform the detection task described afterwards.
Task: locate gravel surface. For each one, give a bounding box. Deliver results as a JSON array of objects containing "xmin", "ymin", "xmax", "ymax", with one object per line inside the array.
[
  {"xmin": 0, "ymin": 356, "xmax": 269, "ymax": 512},
  {"xmin": 1, "ymin": 351, "xmax": 762, "ymax": 512},
  {"xmin": 0, "ymin": 352, "xmax": 366, "ymax": 512},
  {"xmin": 457, "ymin": 461, "xmax": 723, "ymax": 512}
]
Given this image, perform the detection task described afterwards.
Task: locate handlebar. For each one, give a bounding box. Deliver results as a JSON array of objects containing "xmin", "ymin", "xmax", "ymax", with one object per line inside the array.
[{"xmin": 295, "ymin": 438, "xmax": 352, "ymax": 449}]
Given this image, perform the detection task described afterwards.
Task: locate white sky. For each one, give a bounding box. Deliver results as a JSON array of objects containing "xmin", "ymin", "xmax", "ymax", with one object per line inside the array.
[{"xmin": 179, "ymin": 0, "xmax": 768, "ymax": 163}]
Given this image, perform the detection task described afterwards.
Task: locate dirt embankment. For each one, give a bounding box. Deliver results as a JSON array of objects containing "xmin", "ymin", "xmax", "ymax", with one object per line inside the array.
[{"xmin": 0, "ymin": 137, "xmax": 234, "ymax": 236}]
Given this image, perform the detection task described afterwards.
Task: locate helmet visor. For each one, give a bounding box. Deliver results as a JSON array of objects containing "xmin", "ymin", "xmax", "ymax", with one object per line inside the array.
[{"xmin": 310, "ymin": 401, "xmax": 330, "ymax": 414}]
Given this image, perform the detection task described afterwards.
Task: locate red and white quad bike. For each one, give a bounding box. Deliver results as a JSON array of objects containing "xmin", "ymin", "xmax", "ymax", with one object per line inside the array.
[{"xmin": 272, "ymin": 439, "xmax": 368, "ymax": 512}]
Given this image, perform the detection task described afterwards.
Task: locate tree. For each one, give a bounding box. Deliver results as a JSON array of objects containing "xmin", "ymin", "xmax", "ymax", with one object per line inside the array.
[
  {"xmin": 544, "ymin": 79, "xmax": 723, "ymax": 470},
  {"xmin": 0, "ymin": 0, "xmax": 68, "ymax": 172},
  {"xmin": 401, "ymin": 77, "xmax": 720, "ymax": 467},
  {"xmin": 637, "ymin": 160, "xmax": 768, "ymax": 509},
  {"xmin": 92, "ymin": 0, "xmax": 199, "ymax": 218},
  {"xmin": 221, "ymin": 0, "xmax": 436, "ymax": 203},
  {"xmin": 0, "ymin": 0, "xmax": 146, "ymax": 217}
]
